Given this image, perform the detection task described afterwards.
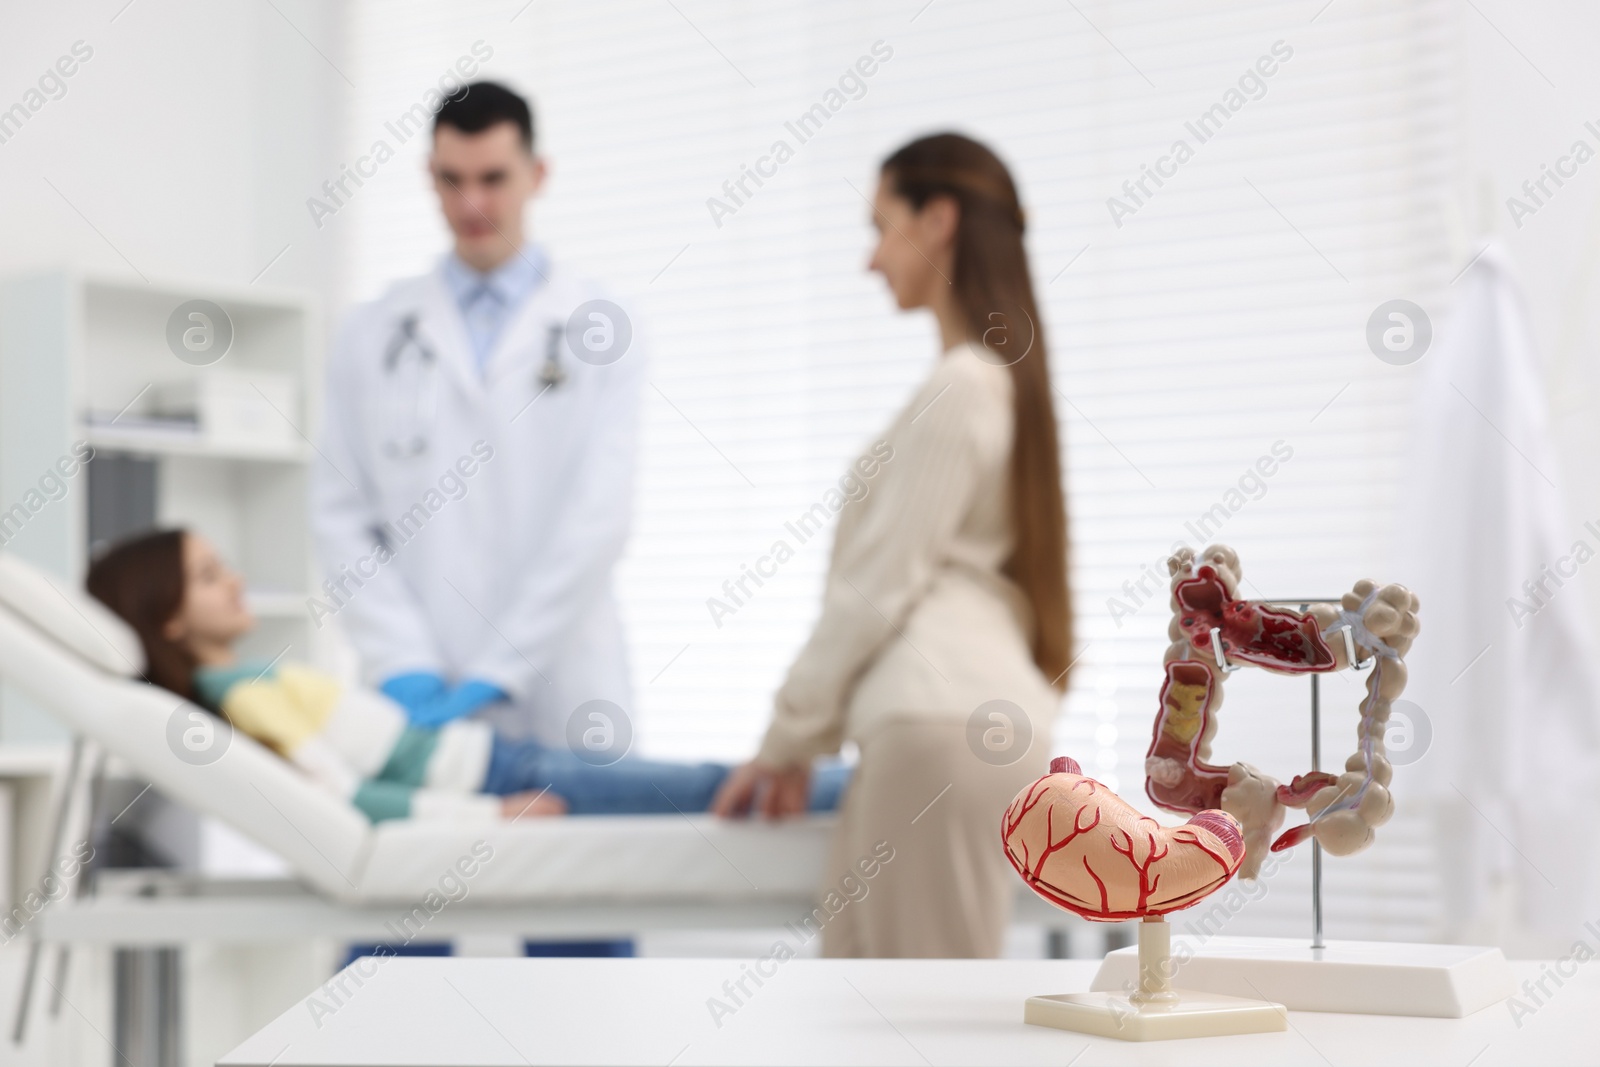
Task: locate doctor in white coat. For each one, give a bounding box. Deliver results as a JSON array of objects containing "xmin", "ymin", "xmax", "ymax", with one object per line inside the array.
[{"xmin": 312, "ymin": 82, "xmax": 641, "ymax": 742}]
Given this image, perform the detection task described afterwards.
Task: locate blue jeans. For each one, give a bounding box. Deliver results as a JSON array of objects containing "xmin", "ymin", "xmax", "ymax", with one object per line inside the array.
[{"xmin": 479, "ymin": 737, "xmax": 850, "ymax": 815}]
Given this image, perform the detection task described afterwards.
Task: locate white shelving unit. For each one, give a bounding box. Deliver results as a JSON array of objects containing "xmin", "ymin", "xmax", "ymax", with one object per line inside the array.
[{"xmin": 0, "ymin": 269, "xmax": 322, "ymax": 743}]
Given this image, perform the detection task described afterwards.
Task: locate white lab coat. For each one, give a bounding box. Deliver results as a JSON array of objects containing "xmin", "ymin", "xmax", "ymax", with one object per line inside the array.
[
  {"xmin": 1395, "ymin": 241, "xmax": 1600, "ymax": 949},
  {"xmin": 311, "ymin": 257, "xmax": 642, "ymax": 743}
]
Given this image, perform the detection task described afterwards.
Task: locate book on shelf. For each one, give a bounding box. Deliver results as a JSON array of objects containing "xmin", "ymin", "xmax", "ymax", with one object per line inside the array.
[{"xmin": 83, "ymin": 412, "xmax": 200, "ymax": 436}]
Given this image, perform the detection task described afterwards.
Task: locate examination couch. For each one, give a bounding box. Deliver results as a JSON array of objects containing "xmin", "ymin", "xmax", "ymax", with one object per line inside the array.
[
  {"xmin": 0, "ymin": 550, "xmax": 856, "ymax": 1048},
  {"xmin": 0, "ymin": 551, "xmax": 837, "ymax": 907}
]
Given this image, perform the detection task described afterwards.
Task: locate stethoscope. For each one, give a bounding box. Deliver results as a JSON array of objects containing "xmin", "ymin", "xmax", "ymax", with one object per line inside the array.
[
  {"xmin": 381, "ymin": 315, "xmax": 568, "ymax": 458},
  {"xmin": 381, "ymin": 314, "xmax": 437, "ymax": 459},
  {"xmin": 537, "ymin": 323, "xmax": 567, "ymax": 390}
]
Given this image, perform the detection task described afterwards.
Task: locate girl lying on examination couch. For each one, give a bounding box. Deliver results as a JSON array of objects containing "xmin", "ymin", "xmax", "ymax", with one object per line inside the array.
[{"xmin": 87, "ymin": 528, "xmax": 848, "ymax": 823}]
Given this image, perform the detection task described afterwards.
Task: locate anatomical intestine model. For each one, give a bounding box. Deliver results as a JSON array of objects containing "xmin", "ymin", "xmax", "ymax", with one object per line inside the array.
[{"xmin": 1144, "ymin": 544, "xmax": 1421, "ymax": 876}]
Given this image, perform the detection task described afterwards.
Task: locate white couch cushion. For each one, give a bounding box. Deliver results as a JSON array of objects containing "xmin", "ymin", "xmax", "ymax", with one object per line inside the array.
[
  {"xmin": 359, "ymin": 813, "xmax": 835, "ymax": 904},
  {"xmin": 0, "ymin": 552, "xmax": 144, "ymax": 676}
]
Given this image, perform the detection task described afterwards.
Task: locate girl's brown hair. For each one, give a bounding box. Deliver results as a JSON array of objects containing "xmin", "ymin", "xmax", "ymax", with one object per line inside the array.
[
  {"xmin": 86, "ymin": 528, "xmax": 197, "ymax": 701},
  {"xmin": 881, "ymin": 133, "xmax": 1073, "ymax": 690}
]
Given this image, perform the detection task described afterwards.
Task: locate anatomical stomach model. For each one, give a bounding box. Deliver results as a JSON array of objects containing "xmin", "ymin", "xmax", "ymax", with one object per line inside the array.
[
  {"xmin": 1003, "ymin": 755, "xmax": 1246, "ymax": 921},
  {"xmin": 1004, "ymin": 758, "xmax": 1291, "ymax": 1039},
  {"xmin": 1144, "ymin": 544, "xmax": 1421, "ymax": 877}
]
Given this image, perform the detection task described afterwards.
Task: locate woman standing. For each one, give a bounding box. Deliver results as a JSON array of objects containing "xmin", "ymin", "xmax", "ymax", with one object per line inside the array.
[{"xmin": 712, "ymin": 133, "xmax": 1072, "ymax": 957}]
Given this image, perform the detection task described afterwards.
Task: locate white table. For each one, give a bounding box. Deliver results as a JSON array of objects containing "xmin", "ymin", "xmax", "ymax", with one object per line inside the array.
[{"xmin": 220, "ymin": 957, "xmax": 1595, "ymax": 1066}]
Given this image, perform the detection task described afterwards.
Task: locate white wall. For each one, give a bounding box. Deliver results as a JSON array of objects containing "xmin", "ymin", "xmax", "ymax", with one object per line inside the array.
[{"xmin": 0, "ymin": 0, "xmax": 343, "ymax": 298}]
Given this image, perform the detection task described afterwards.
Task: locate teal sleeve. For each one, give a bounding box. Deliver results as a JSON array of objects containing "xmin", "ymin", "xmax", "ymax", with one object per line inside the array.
[
  {"xmin": 351, "ymin": 780, "xmax": 414, "ymax": 823},
  {"xmin": 377, "ymin": 728, "xmax": 440, "ymax": 787},
  {"xmin": 192, "ymin": 659, "xmax": 278, "ymax": 712}
]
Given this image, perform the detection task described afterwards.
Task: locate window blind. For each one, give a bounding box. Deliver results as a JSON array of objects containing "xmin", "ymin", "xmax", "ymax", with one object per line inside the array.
[{"xmin": 340, "ymin": 0, "xmax": 1458, "ymax": 941}]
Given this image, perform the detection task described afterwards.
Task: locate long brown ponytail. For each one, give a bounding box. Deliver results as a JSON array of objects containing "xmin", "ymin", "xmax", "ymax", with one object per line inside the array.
[{"xmin": 882, "ymin": 133, "xmax": 1073, "ymax": 691}]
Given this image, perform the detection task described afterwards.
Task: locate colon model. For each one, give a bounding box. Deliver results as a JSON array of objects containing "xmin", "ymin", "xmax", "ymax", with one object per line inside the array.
[{"xmin": 1142, "ymin": 545, "xmax": 1420, "ymax": 878}]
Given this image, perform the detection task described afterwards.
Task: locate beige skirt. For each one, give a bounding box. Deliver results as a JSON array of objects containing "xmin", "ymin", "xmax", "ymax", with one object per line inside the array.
[{"xmin": 816, "ymin": 718, "xmax": 1049, "ymax": 958}]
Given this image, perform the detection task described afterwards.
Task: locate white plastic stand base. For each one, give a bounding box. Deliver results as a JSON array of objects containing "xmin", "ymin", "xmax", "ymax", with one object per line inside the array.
[
  {"xmin": 1092, "ymin": 936, "xmax": 1513, "ymax": 1018},
  {"xmin": 1025, "ymin": 989, "xmax": 1287, "ymax": 1041},
  {"xmin": 1025, "ymin": 916, "xmax": 1288, "ymax": 1042}
]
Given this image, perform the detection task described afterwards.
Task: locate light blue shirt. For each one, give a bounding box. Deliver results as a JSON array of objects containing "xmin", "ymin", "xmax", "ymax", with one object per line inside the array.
[{"xmin": 441, "ymin": 244, "xmax": 549, "ymax": 372}]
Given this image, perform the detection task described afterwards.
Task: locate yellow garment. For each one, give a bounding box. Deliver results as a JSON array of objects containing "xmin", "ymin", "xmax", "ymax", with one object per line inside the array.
[{"xmin": 218, "ymin": 664, "xmax": 342, "ymax": 754}]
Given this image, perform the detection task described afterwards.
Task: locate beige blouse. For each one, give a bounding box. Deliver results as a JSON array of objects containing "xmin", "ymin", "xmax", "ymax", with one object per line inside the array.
[{"xmin": 758, "ymin": 342, "xmax": 1062, "ymax": 768}]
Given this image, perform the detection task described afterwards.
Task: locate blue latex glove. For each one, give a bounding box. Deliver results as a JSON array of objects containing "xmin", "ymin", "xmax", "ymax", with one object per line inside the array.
[
  {"xmin": 408, "ymin": 679, "xmax": 508, "ymax": 728},
  {"xmin": 379, "ymin": 671, "xmax": 448, "ymax": 716}
]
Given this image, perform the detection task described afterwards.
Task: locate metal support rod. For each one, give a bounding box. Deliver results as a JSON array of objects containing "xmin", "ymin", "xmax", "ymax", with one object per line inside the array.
[
  {"xmin": 12, "ymin": 736, "xmax": 86, "ymax": 1044},
  {"xmin": 1340, "ymin": 624, "xmax": 1374, "ymax": 673},
  {"xmin": 48, "ymin": 746, "xmax": 105, "ymax": 1020},
  {"xmin": 1252, "ymin": 597, "xmax": 1355, "ymax": 950},
  {"xmin": 1312, "ymin": 843, "xmax": 1325, "ymax": 951},
  {"xmin": 1309, "ymin": 655, "xmax": 1321, "ymax": 771},
  {"xmin": 1310, "ymin": 667, "xmax": 1325, "ymax": 952},
  {"xmin": 1295, "ymin": 600, "xmax": 1328, "ymax": 954},
  {"xmin": 1207, "ymin": 627, "xmax": 1239, "ymax": 673}
]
